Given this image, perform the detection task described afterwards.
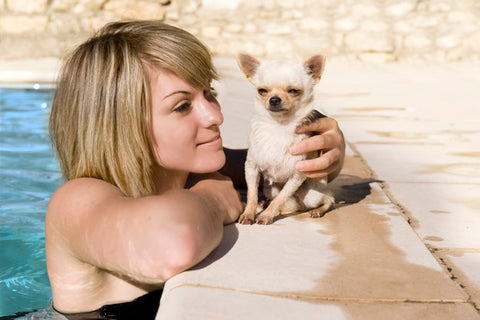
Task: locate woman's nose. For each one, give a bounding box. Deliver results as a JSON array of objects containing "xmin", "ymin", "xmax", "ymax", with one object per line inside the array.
[{"xmin": 199, "ymin": 97, "xmax": 223, "ymax": 127}]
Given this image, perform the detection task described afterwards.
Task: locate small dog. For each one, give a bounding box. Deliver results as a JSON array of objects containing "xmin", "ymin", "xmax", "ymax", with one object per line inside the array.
[{"xmin": 237, "ymin": 53, "xmax": 335, "ymax": 225}]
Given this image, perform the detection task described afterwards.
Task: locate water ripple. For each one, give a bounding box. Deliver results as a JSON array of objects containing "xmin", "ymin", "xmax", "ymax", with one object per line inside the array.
[{"xmin": 1, "ymin": 87, "xmax": 57, "ymax": 316}]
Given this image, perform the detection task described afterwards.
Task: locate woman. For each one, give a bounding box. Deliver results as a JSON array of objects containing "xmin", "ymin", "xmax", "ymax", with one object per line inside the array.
[{"xmin": 46, "ymin": 20, "xmax": 345, "ymax": 319}]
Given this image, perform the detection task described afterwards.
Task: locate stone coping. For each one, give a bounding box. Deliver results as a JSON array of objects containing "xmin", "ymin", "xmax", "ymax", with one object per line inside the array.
[
  {"xmin": 157, "ymin": 154, "xmax": 477, "ymax": 319},
  {"xmin": 0, "ymin": 58, "xmax": 61, "ymax": 85}
]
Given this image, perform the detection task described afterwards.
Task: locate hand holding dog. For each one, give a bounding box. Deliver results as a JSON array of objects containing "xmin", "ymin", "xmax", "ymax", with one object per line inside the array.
[{"xmin": 290, "ymin": 117, "xmax": 345, "ymax": 181}]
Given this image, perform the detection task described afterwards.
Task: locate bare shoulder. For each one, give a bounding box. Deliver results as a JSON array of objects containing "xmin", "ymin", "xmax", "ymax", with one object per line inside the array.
[
  {"xmin": 46, "ymin": 178, "xmax": 124, "ymax": 242},
  {"xmin": 48, "ymin": 178, "xmax": 122, "ymax": 214},
  {"xmin": 51, "ymin": 177, "xmax": 122, "ymax": 202}
]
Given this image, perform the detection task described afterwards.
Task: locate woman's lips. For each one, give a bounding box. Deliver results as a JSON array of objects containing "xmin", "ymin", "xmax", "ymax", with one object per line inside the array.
[{"xmin": 197, "ymin": 135, "xmax": 222, "ymax": 147}]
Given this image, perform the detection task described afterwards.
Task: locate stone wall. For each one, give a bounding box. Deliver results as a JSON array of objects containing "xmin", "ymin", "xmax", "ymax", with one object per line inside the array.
[{"xmin": 1, "ymin": 0, "xmax": 479, "ymax": 62}]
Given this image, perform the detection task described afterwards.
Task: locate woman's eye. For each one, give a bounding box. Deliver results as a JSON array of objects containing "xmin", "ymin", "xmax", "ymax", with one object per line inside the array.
[{"xmin": 174, "ymin": 102, "xmax": 191, "ymax": 113}]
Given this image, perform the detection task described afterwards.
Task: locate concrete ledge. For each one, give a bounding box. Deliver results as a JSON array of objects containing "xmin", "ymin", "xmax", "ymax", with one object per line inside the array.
[
  {"xmin": 0, "ymin": 58, "xmax": 60, "ymax": 85},
  {"xmin": 157, "ymin": 154, "xmax": 475, "ymax": 319}
]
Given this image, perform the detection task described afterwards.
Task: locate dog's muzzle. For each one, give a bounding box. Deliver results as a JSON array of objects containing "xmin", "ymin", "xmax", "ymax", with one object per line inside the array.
[{"xmin": 268, "ymin": 96, "xmax": 283, "ymax": 112}]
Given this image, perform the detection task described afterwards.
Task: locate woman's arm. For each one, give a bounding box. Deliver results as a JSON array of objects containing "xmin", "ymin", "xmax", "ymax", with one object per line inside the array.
[{"xmin": 46, "ymin": 174, "xmax": 242, "ymax": 285}]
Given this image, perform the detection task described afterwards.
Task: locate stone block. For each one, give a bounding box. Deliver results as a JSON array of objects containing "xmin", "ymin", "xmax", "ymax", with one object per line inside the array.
[
  {"xmin": 334, "ymin": 17, "xmax": 358, "ymax": 32},
  {"xmin": 468, "ymin": 31, "xmax": 480, "ymax": 53},
  {"xmin": 73, "ymin": 0, "xmax": 106, "ymax": 13},
  {"xmin": 394, "ymin": 21, "xmax": 414, "ymax": 34},
  {"xmin": 446, "ymin": 10, "xmax": 478, "ymax": 24},
  {"xmin": 201, "ymin": 25, "xmax": 222, "ymax": 39},
  {"xmin": 0, "ymin": 15, "xmax": 48, "ymax": 34},
  {"xmin": 265, "ymin": 37, "xmax": 295, "ymax": 58},
  {"xmin": 50, "ymin": 0, "xmax": 77, "ymax": 12},
  {"xmin": 411, "ymin": 15, "xmax": 440, "ymax": 28},
  {"xmin": 201, "ymin": 0, "xmax": 240, "ymax": 11},
  {"xmin": 104, "ymin": 0, "xmax": 166, "ymax": 20},
  {"xmin": 243, "ymin": 23, "xmax": 257, "ymax": 33},
  {"xmin": 404, "ymin": 34, "xmax": 433, "ymax": 50},
  {"xmin": 292, "ymin": 35, "xmax": 332, "ymax": 59},
  {"xmin": 360, "ymin": 20, "xmax": 390, "ymax": 33},
  {"xmin": 0, "ymin": 34, "xmax": 60, "ymax": 59},
  {"xmin": 224, "ymin": 23, "xmax": 242, "ymax": 34},
  {"xmin": 345, "ymin": 31, "xmax": 394, "ymax": 53},
  {"xmin": 280, "ymin": 9, "xmax": 303, "ymax": 20},
  {"xmin": 47, "ymin": 13, "xmax": 83, "ymax": 33},
  {"xmin": 262, "ymin": 22, "xmax": 292, "ymax": 36},
  {"xmin": 351, "ymin": 3, "xmax": 381, "ymax": 17},
  {"xmin": 179, "ymin": 0, "xmax": 200, "ymax": 14},
  {"xmin": 384, "ymin": 0, "xmax": 416, "ymax": 17},
  {"xmin": 436, "ymin": 34, "xmax": 461, "ymax": 50},
  {"xmin": 5, "ymin": 0, "xmax": 48, "ymax": 14},
  {"xmin": 274, "ymin": 0, "xmax": 316, "ymax": 9},
  {"xmin": 298, "ymin": 17, "xmax": 330, "ymax": 32},
  {"xmin": 80, "ymin": 11, "xmax": 118, "ymax": 33}
]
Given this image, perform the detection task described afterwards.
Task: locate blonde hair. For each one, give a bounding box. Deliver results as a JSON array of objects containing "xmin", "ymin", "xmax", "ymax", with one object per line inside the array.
[{"xmin": 49, "ymin": 20, "xmax": 218, "ymax": 197}]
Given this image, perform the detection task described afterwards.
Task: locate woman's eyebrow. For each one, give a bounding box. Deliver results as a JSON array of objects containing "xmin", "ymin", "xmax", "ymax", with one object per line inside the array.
[{"xmin": 163, "ymin": 90, "xmax": 191, "ymax": 100}]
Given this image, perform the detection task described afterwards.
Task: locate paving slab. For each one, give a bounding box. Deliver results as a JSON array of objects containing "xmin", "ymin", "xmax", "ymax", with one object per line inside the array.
[
  {"xmin": 158, "ymin": 286, "xmax": 479, "ymax": 320},
  {"xmin": 350, "ymin": 144, "xmax": 480, "ymax": 184},
  {"xmin": 316, "ymin": 61, "xmax": 480, "ymax": 123},
  {"xmin": 438, "ymin": 252, "xmax": 480, "ymax": 310},
  {"xmin": 387, "ymin": 182, "xmax": 480, "ymax": 249},
  {"xmin": 158, "ymin": 156, "xmax": 469, "ymax": 318}
]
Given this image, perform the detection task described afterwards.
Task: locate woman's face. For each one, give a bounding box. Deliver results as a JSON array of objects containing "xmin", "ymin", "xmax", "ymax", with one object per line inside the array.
[{"xmin": 149, "ymin": 67, "xmax": 225, "ymax": 175}]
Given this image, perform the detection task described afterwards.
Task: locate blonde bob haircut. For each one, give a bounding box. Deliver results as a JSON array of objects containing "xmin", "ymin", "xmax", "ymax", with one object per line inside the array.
[{"xmin": 50, "ymin": 20, "xmax": 218, "ymax": 197}]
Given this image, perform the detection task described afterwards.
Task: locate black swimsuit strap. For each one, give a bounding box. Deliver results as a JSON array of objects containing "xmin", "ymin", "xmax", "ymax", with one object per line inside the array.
[{"xmin": 54, "ymin": 289, "xmax": 163, "ymax": 320}]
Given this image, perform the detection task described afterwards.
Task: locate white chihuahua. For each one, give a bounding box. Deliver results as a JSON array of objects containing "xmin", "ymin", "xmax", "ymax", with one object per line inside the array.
[{"xmin": 237, "ymin": 53, "xmax": 334, "ymax": 225}]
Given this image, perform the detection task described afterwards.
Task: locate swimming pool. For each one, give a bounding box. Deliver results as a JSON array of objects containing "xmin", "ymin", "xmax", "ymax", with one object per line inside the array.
[{"xmin": 0, "ymin": 86, "xmax": 62, "ymax": 317}]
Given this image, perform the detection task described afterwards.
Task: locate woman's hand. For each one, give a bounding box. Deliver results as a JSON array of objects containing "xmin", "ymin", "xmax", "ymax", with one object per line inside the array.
[
  {"xmin": 289, "ymin": 116, "xmax": 345, "ymax": 181},
  {"xmin": 189, "ymin": 172, "xmax": 243, "ymax": 224}
]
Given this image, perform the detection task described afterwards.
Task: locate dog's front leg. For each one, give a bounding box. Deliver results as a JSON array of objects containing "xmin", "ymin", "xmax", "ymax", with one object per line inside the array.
[
  {"xmin": 238, "ymin": 160, "xmax": 260, "ymax": 225},
  {"xmin": 256, "ymin": 174, "xmax": 306, "ymax": 225}
]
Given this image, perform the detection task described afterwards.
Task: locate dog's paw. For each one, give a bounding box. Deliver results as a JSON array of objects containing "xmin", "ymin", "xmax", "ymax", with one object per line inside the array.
[
  {"xmin": 255, "ymin": 213, "xmax": 274, "ymax": 225},
  {"xmin": 308, "ymin": 195, "xmax": 335, "ymax": 218},
  {"xmin": 308, "ymin": 208, "xmax": 328, "ymax": 218},
  {"xmin": 238, "ymin": 213, "xmax": 255, "ymax": 225}
]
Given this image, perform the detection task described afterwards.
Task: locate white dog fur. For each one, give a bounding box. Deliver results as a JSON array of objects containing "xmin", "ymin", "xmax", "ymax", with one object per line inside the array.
[{"xmin": 237, "ymin": 53, "xmax": 334, "ymax": 225}]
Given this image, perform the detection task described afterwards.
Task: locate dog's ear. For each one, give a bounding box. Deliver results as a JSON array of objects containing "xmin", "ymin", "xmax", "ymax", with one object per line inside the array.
[
  {"xmin": 237, "ymin": 53, "xmax": 261, "ymax": 80},
  {"xmin": 303, "ymin": 54, "xmax": 326, "ymax": 84}
]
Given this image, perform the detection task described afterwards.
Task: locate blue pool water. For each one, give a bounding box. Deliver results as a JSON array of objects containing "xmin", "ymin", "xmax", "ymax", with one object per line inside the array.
[{"xmin": 0, "ymin": 86, "xmax": 62, "ymax": 317}]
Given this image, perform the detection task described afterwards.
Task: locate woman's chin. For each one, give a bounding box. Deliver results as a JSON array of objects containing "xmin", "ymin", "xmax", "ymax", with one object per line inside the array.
[{"xmin": 195, "ymin": 151, "xmax": 226, "ymax": 173}]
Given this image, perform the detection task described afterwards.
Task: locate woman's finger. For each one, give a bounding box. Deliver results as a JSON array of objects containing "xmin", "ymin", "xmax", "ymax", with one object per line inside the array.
[{"xmin": 294, "ymin": 148, "xmax": 341, "ymax": 173}]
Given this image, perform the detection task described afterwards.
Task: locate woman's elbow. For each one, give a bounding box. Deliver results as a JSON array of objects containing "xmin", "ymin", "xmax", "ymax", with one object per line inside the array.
[{"xmin": 151, "ymin": 227, "xmax": 221, "ymax": 281}]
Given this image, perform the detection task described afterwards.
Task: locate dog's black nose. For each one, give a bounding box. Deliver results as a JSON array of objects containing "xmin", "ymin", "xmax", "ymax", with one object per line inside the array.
[{"xmin": 269, "ymin": 96, "xmax": 282, "ymax": 107}]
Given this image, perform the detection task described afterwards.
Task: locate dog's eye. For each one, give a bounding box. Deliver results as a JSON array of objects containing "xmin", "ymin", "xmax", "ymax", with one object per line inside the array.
[
  {"xmin": 257, "ymin": 88, "xmax": 268, "ymax": 95},
  {"xmin": 288, "ymin": 88, "xmax": 301, "ymax": 95}
]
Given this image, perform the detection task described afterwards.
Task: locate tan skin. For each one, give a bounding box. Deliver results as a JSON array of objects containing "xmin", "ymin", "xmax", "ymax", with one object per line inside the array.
[{"xmin": 46, "ymin": 67, "xmax": 345, "ymax": 313}]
